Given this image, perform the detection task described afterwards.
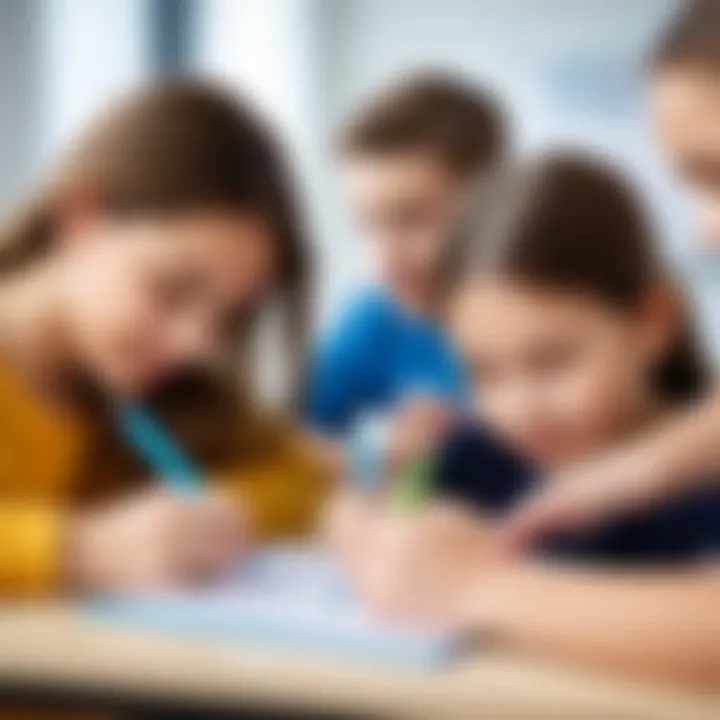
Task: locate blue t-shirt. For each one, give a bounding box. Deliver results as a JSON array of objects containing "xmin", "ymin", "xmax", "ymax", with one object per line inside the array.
[{"xmin": 304, "ymin": 288, "xmax": 465, "ymax": 434}]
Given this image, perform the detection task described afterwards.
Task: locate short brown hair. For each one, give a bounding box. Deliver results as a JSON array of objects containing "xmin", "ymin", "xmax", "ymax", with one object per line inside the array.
[
  {"xmin": 652, "ymin": 0, "xmax": 720, "ymax": 70},
  {"xmin": 340, "ymin": 72, "xmax": 508, "ymax": 178}
]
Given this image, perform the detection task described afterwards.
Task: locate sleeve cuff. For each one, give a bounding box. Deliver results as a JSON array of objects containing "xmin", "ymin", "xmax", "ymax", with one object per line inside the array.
[{"xmin": 0, "ymin": 503, "xmax": 64, "ymax": 597}]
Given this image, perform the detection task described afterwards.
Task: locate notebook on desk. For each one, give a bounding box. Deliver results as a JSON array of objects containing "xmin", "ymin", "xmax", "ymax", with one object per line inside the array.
[{"xmin": 91, "ymin": 544, "xmax": 460, "ymax": 670}]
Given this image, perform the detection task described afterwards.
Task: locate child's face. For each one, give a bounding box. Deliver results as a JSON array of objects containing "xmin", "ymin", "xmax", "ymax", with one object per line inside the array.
[
  {"xmin": 54, "ymin": 210, "xmax": 276, "ymax": 395},
  {"xmin": 449, "ymin": 280, "xmax": 657, "ymax": 468},
  {"xmin": 650, "ymin": 66, "xmax": 720, "ymax": 247},
  {"xmin": 342, "ymin": 152, "xmax": 461, "ymax": 310}
]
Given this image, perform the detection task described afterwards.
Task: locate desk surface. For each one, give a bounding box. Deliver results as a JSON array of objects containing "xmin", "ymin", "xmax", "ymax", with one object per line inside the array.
[{"xmin": 0, "ymin": 606, "xmax": 718, "ymax": 720}]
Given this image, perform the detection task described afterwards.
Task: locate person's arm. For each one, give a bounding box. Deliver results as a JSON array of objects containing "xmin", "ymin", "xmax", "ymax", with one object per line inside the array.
[
  {"xmin": 472, "ymin": 563, "xmax": 720, "ymax": 687},
  {"xmin": 502, "ymin": 391, "xmax": 720, "ymax": 551},
  {"xmin": 0, "ymin": 494, "xmax": 256, "ymax": 596},
  {"xmin": 341, "ymin": 502, "xmax": 720, "ymax": 687},
  {"xmin": 647, "ymin": 390, "xmax": 720, "ymax": 484},
  {"xmin": 0, "ymin": 501, "xmax": 64, "ymax": 597}
]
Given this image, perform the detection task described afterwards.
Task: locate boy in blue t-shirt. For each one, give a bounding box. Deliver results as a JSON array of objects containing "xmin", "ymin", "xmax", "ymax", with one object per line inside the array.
[{"xmin": 305, "ymin": 73, "xmax": 517, "ymax": 479}]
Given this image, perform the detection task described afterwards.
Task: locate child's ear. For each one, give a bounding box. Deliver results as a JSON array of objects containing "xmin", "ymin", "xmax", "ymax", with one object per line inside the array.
[{"xmin": 637, "ymin": 280, "xmax": 682, "ymax": 365}]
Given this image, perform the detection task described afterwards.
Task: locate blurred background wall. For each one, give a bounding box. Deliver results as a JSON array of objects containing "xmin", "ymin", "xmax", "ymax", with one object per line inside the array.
[
  {"xmin": 0, "ymin": 0, "xmax": 42, "ymax": 208},
  {"xmin": 2, "ymin": 0, "xmax": 716, "ymax": 351}
]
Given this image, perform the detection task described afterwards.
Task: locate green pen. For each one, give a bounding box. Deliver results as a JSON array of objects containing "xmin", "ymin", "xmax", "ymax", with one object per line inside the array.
[{"xmin": 390, "ymin": 456, "xmax": 435, "ymax": 512}]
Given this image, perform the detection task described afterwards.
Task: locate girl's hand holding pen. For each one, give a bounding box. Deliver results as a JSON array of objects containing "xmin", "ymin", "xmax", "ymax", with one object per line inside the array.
[
  {"xmin": 331, "ymin": 499, "xmax": 503, "ymax": 630},
  {"xmin": 321, "ymin": 489, "xmax": 380, "ymax": 571},
  {"xmin": 67, "ymin": 487, "xmax": 247, "ymax": 592}
]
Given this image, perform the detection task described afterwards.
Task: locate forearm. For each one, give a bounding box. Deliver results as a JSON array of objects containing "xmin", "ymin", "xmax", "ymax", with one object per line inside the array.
[
  {"xmin": 473, "ymin": 563, "xmax": 720, "ymax": 686},
  {"xmin": 502, "ymin": 390, "xmax": 720, "ymax": 549},
  {"xmin": 637, "ymin": 390, "xmax": 720, "ymax": 499}
]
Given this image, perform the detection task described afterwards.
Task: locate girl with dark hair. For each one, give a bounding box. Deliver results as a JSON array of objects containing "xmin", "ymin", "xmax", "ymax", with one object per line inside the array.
[
  {"xmin": 329, "ymin": 152, "xmax": 720, "ymax": 685},
  {"xmin": 0, "ymin": 80, "xmax": 324, "ymax": 597},
  {"xmin": 501, "ymin": 0, "xmax": 720, "ymax": 551}
]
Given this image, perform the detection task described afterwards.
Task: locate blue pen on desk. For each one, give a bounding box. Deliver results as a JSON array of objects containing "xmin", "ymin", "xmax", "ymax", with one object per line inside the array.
[{"xmin": 115, "ymin": 402, "xmax": 203, "ymax": 495}]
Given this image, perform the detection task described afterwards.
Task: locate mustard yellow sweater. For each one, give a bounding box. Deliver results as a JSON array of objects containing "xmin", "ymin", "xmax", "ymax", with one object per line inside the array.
[{"xmin": 0, "ymin": 362, "xmax": 326, "ymax": 597}]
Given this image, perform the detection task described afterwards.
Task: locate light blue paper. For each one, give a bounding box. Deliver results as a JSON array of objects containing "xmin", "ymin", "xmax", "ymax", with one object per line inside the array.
[{"xmin": 91, "ymin": 545, "xmax": 460, "ymax": 670}]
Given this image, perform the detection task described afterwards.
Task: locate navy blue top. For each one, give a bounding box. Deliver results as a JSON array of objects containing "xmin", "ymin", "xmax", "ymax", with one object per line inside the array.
[
  {"xmin": 304, "ymin": 287, "xmax": 465, "ymax": 434},
  {"xmin": 436, "ymin": 423, "xmax": 720, "ymax": 563}
]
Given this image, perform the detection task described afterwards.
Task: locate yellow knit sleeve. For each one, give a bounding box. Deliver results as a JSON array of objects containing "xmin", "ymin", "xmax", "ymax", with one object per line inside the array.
[
  {"xmin": 0, "ymin": 502, "xmax": 64, "ymax": 597},
  {"xmin": 216, "ymin": 427, "xmax": 329, "ymax": 540}
]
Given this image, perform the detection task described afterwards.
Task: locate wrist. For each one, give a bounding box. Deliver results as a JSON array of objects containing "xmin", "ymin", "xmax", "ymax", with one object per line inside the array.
[
  {"xmin": 64, "ymin": 510, "xmax": 103, "ymax": 593},
  {"xmin": 461, "ymin": 561, "xmax": 544, "ymax": 639}
]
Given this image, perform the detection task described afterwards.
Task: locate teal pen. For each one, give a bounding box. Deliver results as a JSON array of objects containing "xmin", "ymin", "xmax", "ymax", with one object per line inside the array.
[{"xmin": 115, "ymin": 401, "xmax": 203, "ymax": 495}]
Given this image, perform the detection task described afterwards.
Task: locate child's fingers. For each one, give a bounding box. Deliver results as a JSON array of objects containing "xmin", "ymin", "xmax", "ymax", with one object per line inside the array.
[
  {"xmin": 499, "ymin": 444, "xmax": 668, "ymax": 555},
  {"xmin": 353, "ymin": 502, "xmax": 500, "ymax": 628},
  {"xmin": 174, "ymin": 494, "xmax": 247, "ymax": 581},
  {"xmin": 498, "ymin": 483, "xmax": 596, "ymax": 555},
  {"xmin": 357, "ymin": 511, "xmax": 450, "ymax": 618},
  {"xmin": 498, "ymin": 496, "xmax": 564, "ymax": 555},
  {"xmin": 204, "ymin": 493, "xmax": 248, "ymax": 550},
  {"xmin": 322, "ymin": 490, "xmax": 379, "ymax": 563}
]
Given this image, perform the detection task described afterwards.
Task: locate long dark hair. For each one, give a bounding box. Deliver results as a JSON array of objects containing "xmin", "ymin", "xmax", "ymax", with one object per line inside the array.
[
  {"xmin": 0, "ymin": 80, "xmax": 311, "ymax": 493},
  {"xmin": 441, "ymin": 151, "xmax": 710, "ymax": 405}
]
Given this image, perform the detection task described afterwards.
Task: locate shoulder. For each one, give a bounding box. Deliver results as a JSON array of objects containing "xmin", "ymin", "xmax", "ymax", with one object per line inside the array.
[
  {"xmin": 333, "ymin": 286, "xmax": 397, "ymax": 326},
  {"xmin": 319, "ymin": 286, "xmax": 399, "ymax": 347}
]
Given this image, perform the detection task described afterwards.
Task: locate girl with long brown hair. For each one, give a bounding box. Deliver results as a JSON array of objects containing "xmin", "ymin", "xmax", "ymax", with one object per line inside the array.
[
  {"xmin": 501, "ymin": 0, "xmax": 720, "ymax": 551},
  {"xmin": 0, "ymin": 79, "xmax": 324, "ymax": 596},
  {"xmin": 329, "ymin": 152, "xmax": 720, "ymax": 685}
]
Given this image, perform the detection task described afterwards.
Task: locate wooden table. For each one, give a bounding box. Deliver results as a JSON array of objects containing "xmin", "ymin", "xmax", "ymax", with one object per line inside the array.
[{"xmin": 0, "ymin": 606, "xmax": 718, "ymax": 719}]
